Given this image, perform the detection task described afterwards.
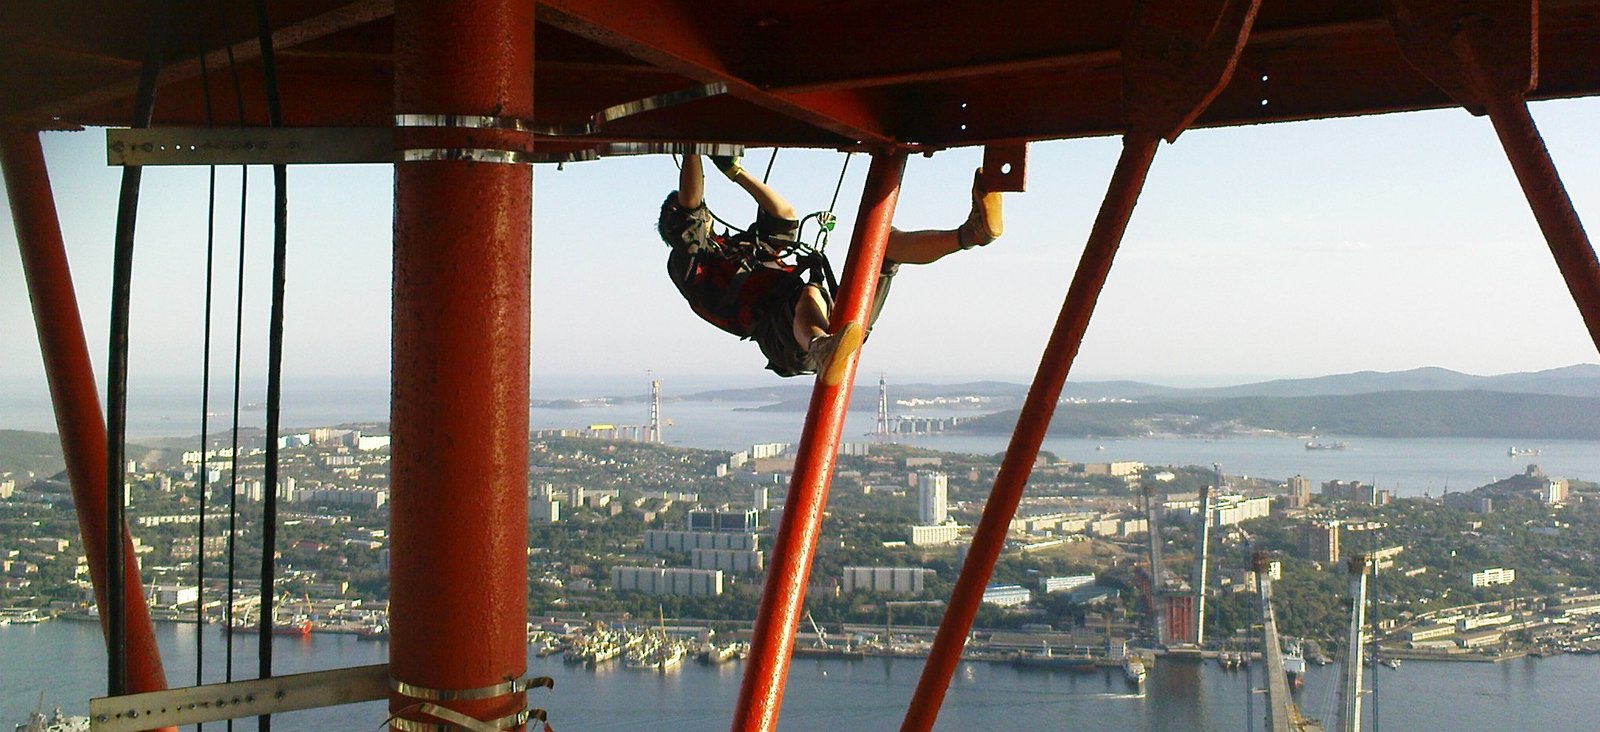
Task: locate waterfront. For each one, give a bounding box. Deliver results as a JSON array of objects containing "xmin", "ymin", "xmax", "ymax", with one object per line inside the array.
[
  {"xmin": 5, "ymin": 620, "xmax": 1598, "ymax": 730},
  {"xmin": 5, "ymin": 382, "xmax": 1599, "ymax": 497}
]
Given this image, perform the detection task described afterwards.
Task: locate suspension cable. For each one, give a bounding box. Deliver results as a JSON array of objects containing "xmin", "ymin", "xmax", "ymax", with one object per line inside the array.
[
  {"xmin": 106, "ymin": 0, "xmax": 170, "ymax": 698},
  {"xmin": 219, "ymin": 2, "xmax": 249, "ymax": 713},
  {"xmin": 194, "ymin": 0, "xmax": 220, "ymax": 708},
  {"xmin": 254, "ymin": 4, "xmax": 288, "ymax": 729}
]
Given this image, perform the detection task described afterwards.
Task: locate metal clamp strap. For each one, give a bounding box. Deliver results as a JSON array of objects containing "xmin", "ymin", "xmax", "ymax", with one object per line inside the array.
[
  {"xmin": 398, "ymin": 149, "xmax": 598, "ymax": 165},
  {"xmin": 390, "ymin": 675, "xmax": 552, "ymax": 702},
  {"xmin": 388, "ymin": 704, "xmax": 544, "ymax": 732},
  {"xmin": 395, "ymin": 81, "xmax": 730, "ymax": 139}
]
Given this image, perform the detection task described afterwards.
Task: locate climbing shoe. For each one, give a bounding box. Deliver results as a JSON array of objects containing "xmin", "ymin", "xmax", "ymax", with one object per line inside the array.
[
  {"xmin": 809, "ymin": 322, "xmax": 863, "ymax": 387},
  {"xmin": 709, "ymin": 154, "xmax": 744, "ymax": 180},
  {"xmin": 957, "ymin": 168, "xmax": 1004, "ymax": 249}
]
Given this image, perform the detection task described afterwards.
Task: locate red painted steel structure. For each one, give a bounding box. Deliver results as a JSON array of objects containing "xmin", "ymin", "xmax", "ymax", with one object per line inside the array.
[
  {"xmin": 1380, "ymin": 0, "xmax": 1600, "ymax": 354},
  {"xmin": 1485, "ymin": 97, "xmax": 1600, "ymax": 353},
  {"xmin": 732, "ymin": 151, "xmax": 907, "ymax": 732},
  {"xmin": 902, "ymin": 2, "xmax": 1261, "ymax": 726},
  {"xmin": 900, "ymin": 137, "xmax": 1159, "ymax": 732},
  {"xmin": 1, "ymin": 126, "xmax": 173, "ymax": 708},
  {"xmin": 387, "ymin": 0, "xmax": 533, "ymax": 729}
]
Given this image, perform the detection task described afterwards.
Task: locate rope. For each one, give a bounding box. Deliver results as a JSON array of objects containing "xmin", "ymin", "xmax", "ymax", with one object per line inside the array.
[
  {"xmin": 219, "ymin": 1, "xmax": 249, "ymax": 714},
  {"xmin": 254, "ymin": 5, "xmax": 288, "ymax": 725},
  {"xmin": 105, "ymin": 0, "xmax": 170, "ymax": 698},
  {"xmin": 193, "ymin": 0, "xmax": 219, "ymax": 707}
]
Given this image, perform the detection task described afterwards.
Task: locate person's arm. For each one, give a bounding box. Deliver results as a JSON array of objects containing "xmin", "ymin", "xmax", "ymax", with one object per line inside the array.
[{"xmin": 678, "ymin": 153, "xmax": 704, "ymax": 208}]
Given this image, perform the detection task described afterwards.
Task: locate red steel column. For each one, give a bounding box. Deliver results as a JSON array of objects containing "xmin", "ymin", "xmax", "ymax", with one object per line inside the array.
[
  {"xmin": 1482, "ymin": 97, "xmax": 1600, "ymax": 353},
  {"xmin": 733, "ymin": 151, "xmax": 907, "ymax": 732},
  {"xmin": 900, "ymin": 137, "xmax": 1158, "ymax": 732},
  {"xmin": 1, "ymin": 126, "xmax": 171, "ymax": 699},
  {"xmin": 390, "ymin": 0, "xmax": 532, "ymax": 729}
]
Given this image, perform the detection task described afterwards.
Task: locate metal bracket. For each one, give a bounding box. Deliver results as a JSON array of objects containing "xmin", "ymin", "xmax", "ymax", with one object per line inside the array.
[
  {"xmin": 107, "ymin": 129, "xmax": 739, "ymax": 167},
  {"xmin": 89, "ymin": 663, "xmax": 389, "ymax": 732},
  {"xmin": 107, "ymin": 127, "xmax": 393, "ymax": 166},
  {"xmin": 980, "ymin": 142, "xmax": 1028, "ymax": 192}
]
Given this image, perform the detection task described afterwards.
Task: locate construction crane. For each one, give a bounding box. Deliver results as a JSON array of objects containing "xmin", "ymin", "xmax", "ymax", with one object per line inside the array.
[{"xmin": 805, "ymin": 611, "xmax": 830, "ymax": 650}]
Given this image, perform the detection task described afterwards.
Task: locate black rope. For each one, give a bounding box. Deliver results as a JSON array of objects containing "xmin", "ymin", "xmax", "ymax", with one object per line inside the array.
[
  {"xmin": 254, "ymin": 5, "xmax": 287, "ymax": 730},
  {"xmin": 219, "ymin": 3, "xmax": 249, "ymax": 713},
  {"xmin": 106, "ymin": 0, "xmax": 170, "ymax": 698},
  {"xmin": 194, "ymin": 0, "xmax": 219, "ymax": 710}
]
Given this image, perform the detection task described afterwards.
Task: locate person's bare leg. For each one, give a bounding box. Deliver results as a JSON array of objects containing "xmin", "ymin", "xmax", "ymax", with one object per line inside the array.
[
  {"xmin": 721, "ymin": 163, "xmax": 798, "ymax": 221},
  {"xmin": 883, "ymin": 168, "xmax": 1004, "ymax": 264},
  {"xmin": 884, "ymin": 228, "xmax": 964, "ymax": 264},
  {"xmin": 791, "ymin": 284, "xmax": 831, "ymax": 349}
]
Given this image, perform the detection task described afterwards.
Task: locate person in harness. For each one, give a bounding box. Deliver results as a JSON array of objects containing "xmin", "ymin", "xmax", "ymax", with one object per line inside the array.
[{"xmin": 658, "ymin": 153, "xmax": 1004, "ymax": 381}]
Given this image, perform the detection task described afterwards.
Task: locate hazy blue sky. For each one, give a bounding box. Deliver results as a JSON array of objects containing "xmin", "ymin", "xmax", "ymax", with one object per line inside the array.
[{"xmin": 2, "ymin": 98, "xmax": 1597, "ymax": 401}]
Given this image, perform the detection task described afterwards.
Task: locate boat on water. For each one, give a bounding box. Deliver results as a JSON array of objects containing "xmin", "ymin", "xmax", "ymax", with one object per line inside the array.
[
  {"xmin": 1283, "ymin": 639, "xmax": 1308, "ymax": 689},
  {"xmin": 1012, "ymin": 642, "xmax": 1095, "ymax": 672},
  {"xmin": 1508, "ymin": 446, "xmax": 1540, "ymax": 457},
  {"xmin": 1305, "ymin": 441, "xmax": 1348, "ymax": 451},
  {"xmin": 15, "ymin": 694, "xmax": 89, "ymax": 732},
  {"xmin": 1122, "ymin": 655, "xmax": 1147, "ymax": 687},
  {"xmin": 231, "ymin": 617, "xmax": 312, "ymax": 637},
  {"xmin": 0, "ymin": 608, "xmax": 48, "ymax": 624},
  {"xmin": 699, "ymin": 641, "xmax": 741, "ymax": 665}
]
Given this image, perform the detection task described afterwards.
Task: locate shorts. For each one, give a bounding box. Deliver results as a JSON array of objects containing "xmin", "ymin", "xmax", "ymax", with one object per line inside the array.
[{"xmin": 751, "ymin": 260, "xmax": 902, "ymax": 377}]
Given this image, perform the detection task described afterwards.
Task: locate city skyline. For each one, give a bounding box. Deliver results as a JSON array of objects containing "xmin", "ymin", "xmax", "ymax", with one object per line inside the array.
[{"xmin": 2, "ymin": 98, "xmax": 1597, "ymax": 402}]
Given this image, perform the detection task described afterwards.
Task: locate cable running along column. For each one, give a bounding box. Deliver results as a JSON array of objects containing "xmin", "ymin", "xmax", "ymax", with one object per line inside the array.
[
  {"xmin": 105, "ymin": 3, "xmax": 171, "ymax": 697},
  {"xmin": 732, "ymin": 151, "xmax": 907, "ymax": 732}
]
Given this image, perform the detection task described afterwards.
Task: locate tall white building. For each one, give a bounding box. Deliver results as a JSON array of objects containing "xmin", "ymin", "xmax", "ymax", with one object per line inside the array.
[{"xmin": 918, "ymin": 472, "xmax": 948, "ymax": 526}]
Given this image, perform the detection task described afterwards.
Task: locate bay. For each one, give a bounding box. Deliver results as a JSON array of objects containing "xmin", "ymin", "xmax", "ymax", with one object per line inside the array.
[
  {"xmin": 5, "ymin": 621, "xmax": 1596, "ymax": 730},
  {"xmin": 4, "ymin": 380, "xmax": 1597, "ymax": 496}
]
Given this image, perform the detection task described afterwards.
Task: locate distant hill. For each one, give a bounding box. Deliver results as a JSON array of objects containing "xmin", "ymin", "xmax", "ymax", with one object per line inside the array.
[
  {"xmin": 961, "ymin": 390, "xmax": 1600, "ymax": 440},
  {"xmin": 677, "ymin": 364, "xmax": 1600, "ymax": 412},
  {"xmin": 0, "ymin": 429, "xmax": 66, "ymax": 477}
]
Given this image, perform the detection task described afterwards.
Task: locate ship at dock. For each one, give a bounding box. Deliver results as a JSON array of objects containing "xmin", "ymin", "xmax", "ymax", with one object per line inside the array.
[
  {"xmin": 1011, "ymin": 642, "xmax": 1096, "ymax": 672},
  {"xmin": 1122, "ymin": 655, "xmax": 1147, "ymax": 688}
]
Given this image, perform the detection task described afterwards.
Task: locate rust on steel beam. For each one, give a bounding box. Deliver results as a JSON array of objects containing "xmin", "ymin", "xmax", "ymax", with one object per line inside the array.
[
  {"xmin": 1384, "ymin": 0, "xmax": 1600, "ymax": 353},
  {"xmin": 0, "ymin": 126, "xmax": 174, "ymax": 718},
  {"xmin": 535, "ymin": 0, "xmax": 894, "ymax": 146},
  {"xmin": 901, "ymin": 1, "xmax": 1262, "ymax": 729},
  {"xmin": 733, "ymin": 151, "xmax": 907, "ymax": 732},
  {"xmin": 13, "ymin": 0, "xmax": 395, "ymax": 125},
  {"xmin": 387, "ymin": 0, "xmax": 532, "ymax": 729}
]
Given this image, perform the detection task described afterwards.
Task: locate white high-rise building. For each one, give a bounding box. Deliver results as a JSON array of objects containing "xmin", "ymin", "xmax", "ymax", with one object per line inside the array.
[{"xmin": 918, "ymin": 472, "xmax": 948, "ymax": 526}]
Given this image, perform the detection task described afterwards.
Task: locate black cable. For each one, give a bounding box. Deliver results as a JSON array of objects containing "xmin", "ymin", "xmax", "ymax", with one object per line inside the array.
[
  {"xmin": 194, "ymin": 1, "xmax": 219, "ymax": 714},
  {"xmin": 106, "ymin": 0, "xmax": 170, "ymax": 698},
  {"xmin": 219, "ymin": 5, "xmax": 249, "ymax": 717},
  {"xmin": 253, "ymin": 5, "xmax": 287, "ymax": 730}
]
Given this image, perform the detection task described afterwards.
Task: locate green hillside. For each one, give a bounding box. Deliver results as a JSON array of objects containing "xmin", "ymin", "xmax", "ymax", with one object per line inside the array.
[{"xmin": 962, "ymin": 390, "xmax": 1600, "ymax": 440}]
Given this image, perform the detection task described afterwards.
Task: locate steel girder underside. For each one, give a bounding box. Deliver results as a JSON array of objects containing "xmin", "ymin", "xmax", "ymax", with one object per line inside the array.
[{"xmin": 4, "ymin": 0, "xmax": 1600, "ymax": 150}]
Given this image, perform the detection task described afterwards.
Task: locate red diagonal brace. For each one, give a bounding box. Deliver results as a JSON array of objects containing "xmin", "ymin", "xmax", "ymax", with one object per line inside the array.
[
  {"xmin": 1384, "ymin": 0, "xmax": 1600, "ymax": 353},
  {"xmin": 1, "ymin": 125, "xmax": 173, "ymax": 712},
  {"xmin": 901, "ymin": 0, "xmax": 1260, "ymax": 728},
  {"xmin": 732, "ymin": 150, "xmax": 907, "ymax": 732}
]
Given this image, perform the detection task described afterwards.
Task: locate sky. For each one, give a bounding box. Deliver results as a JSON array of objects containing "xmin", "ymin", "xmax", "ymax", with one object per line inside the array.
[{"xmin": 2, "ymin": 98, "xmax": 1598, "ymax": 404}]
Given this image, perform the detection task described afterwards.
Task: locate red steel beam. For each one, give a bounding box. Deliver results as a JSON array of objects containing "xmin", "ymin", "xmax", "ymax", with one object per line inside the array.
[
  {"xmin": 1382, "ymin": 0, "xmax": 1600, "ymax": 353},
  {"xmin": 1, "ymin": 125, "xmax": 173, "ymax": 710},
  {"xmin": 388, "ymin": 0, "xmax": 532, "ymax": 729},
  {"xmin": 13, "ymin": 0, "xmax": 395, "ymax": 127},
  {"xmin": 535, "ymin": 0, "xmax": 894, "ymax": 146},
  {"xmin": 898, "ymin": 136, "xmax": 1158, "ymax": 732},
  {"xmin": 1483, "ymin": 97, "xmax": 1600, "ymax": 352},
  {"xmin": 902, "ymin": 1, "xmax": 1260, "ymax": 727},
  {"xmin": 732, "ymin": 150, "xmax": 907, "ymax": 732}
]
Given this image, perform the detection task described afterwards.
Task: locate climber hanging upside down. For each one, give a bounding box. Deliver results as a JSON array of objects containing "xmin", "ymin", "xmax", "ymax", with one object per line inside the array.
[{"xmin": 657, "ymin": 153, "xmax": 1004, "ymax": 381}]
